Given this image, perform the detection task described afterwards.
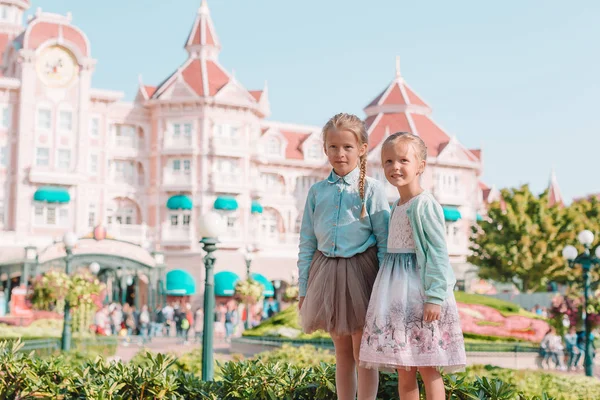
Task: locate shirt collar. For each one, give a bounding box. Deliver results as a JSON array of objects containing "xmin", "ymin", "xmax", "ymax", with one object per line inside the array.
[{"xmin": 327, "ymin": 165, "xmax": 360, "ymax": 186}]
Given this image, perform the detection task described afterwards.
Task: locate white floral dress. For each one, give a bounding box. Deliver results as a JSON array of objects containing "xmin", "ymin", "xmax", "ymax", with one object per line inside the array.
[{"xmin": 359, "ymin": 195, "xmax": 466, "ymax": 372}]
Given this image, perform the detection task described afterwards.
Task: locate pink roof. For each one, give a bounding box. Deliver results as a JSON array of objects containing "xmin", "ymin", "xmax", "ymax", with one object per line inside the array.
[
  {"xmin": 470, "ymin": 149, "xmax": 482, "ymax": 161},
  {"xmin": 368, "ymin": 113, "xmax": 411, "ymax": 151},
  {"xmin": 249, "ymin": 90, "xmax": 263, "ymax": 102},
  {"xmin": 206, "ymin": 60, "xmax": 229, "ymax": 95},
  {"xmin": 410, "ymin": 114, "xmax": 451, "ymax": 157},
  {"xmin": 404, "ymin": 85, "xmax": 428, "ymax": 107},
  {"xmin": 181, "ymin": 59, "xmax": 204, "ymax": 96},
  {"xmin": 188, "ymin": 17, "xmax": 216, "ymax": 46},
  {"xmin": 382, "ymin": 84, "xmax": 405, "ymax": 105},
  {"xmin": 479, "ymin": 181, "xmax": 489, "ymax": 190},
  {"xmin": 281, "ymin": 131, "xmax": 310, "ymax": 160},
  {"xmin": 144, "ymin": 85, "xmax": 157, "ymax": 98},
  {"xmin": 25, "ymin": 21, "xmax": 89, "ymax": 56},
  {"xmin": 366, "ymin": 80, "xmax": 429, "ymax": 108},
  {"xmin": 179, "ymin": 59, "xmax": 229, "ymax": 97}
]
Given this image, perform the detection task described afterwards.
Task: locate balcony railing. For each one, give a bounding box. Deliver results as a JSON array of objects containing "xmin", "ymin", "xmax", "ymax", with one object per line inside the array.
[
  {"xmin": 163, "ymin": 171, "xmax": 194, "ymax": 186},
  {"xmin": 106, "ymin": 223, "xmax": 148, "ymax": 245},
  {"xmin": 161, "ymin": 224, "xmax": 193, "ymax": 243},
  {"xmin": 164, "ymin": 136, "xmax": 193, "ymax": 150}
]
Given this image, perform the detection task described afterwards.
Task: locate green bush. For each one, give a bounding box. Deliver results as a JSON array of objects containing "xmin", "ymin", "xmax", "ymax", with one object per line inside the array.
[{"xmin": 4, "ymin": 340, "xmax": 599, "ymax": 399}]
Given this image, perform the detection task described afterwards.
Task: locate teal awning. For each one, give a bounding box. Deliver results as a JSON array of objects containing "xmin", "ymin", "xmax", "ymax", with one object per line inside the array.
[
  {"xmin": 214, "ymin": 196, "xmax": 238, "ymax": 211},
  {"xmin": 215, "ymin": 271, "xmax": 240, "ymax": 296},
  {"xmin": 165, "ymin": 269, "xmax": 196, "ymax": 296},
  {"xmin": 476, "ymin": 213, "xmax": 484, "ymax": 221},
  {"xmin": 443, "ymin": 206, "xmax": 462, "ymax": 221},
  {"xmin": 166, "ymin": 195, "xmax": 192, "ymax": 210},
  {"xmin": 251, "ymin": 272, "xmax": 275, "ymax": 297},
  {"xmin": 251, "ymin": 200, "xmax": 263, "ymax": 214},
  {"xmin": 33, "ymin": 186, "xmax": 70, "ymax": 203}
]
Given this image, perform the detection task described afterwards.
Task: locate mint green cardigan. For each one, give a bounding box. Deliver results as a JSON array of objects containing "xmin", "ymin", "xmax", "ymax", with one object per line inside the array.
[{"xmin": 394, "ymin": 191, "xmax": 456, "ymax": 306}]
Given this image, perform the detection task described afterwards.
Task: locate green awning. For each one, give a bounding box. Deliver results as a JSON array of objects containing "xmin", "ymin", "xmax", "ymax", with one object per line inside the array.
[
  {"xmin": 165, "ymin": 269, "xmax": 196, "ymax": 296},
  {"xmin": 214, "ymin": 196, "xmax": 238, "ymax": 211},
  {"xmin": 33, "ymin": 186, "xmax": 70, "ymax": 203},
  {"xmin": 251, "ymin": 272, "xmax": 275, "ymax": 297},
  {"xmin": 166, "ymin": 195, "xmax": 192, "ymax": 210},
  {"xmin": 251, "ymin": 200, "xmax": 263, "ymax": 214},
  {"xmin": 215, "ymin": 271, "xmax": 240, "ymax": 296},
  {"xmin": 443, "ymin": 206, "xmax": 462, "ymax": 221}
]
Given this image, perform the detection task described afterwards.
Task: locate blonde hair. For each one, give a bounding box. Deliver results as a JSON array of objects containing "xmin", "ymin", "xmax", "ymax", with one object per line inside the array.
[
  {"xmin": 382, "ymin": 131, "xmax": 428, "ymax": 168},
  {"xmin": 322, "ymin": 113, "xmax": 369, "ymax": 217}
]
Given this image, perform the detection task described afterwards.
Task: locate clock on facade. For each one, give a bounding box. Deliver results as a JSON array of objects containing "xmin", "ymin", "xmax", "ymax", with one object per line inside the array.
[{"xmin": 36, "ymin": 46, "xmax": 78, "ymax": 87}]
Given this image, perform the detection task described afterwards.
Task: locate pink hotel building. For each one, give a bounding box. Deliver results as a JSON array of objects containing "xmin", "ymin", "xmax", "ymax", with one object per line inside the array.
[{"xmin": 0, "ymin": 0, "xmax": 490, "ymax": 302}]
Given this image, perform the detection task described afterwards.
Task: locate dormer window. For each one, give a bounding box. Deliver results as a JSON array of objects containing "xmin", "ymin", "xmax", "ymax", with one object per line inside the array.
[
  {"xmin": 266, "ymin": 136, "xmax": 282, "ymax": 156},
  {"xmin": 305, "ymin": 141, "xmax": 322, "ymax": 161}
]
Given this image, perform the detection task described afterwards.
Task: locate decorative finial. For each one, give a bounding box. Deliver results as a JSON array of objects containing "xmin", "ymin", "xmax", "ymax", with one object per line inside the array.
[
  {"xmin": 199, "ymin": 0, "xmax": 209, "ymax": 15},
  {"xmin": 395, "ymin": 55, "xmax": 401, "ymax": 78},
  {"xmin": 138, "ymin": 74, "xmax": 143, "ymax": 85}
]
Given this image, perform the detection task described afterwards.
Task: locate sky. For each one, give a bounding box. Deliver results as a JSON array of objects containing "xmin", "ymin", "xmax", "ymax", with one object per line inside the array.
[{"xmin": 29, "ymin": 0, "xmax": 600, "ymax": 202}]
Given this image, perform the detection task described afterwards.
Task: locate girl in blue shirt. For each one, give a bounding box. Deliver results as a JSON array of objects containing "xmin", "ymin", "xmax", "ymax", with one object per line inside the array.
[
  {"xmin": 298, "ymin": 113, "xmax": 390, "ymax": 400},
  {"xmin": 359, "ymin": 132, "xmax": 466, "ymax": 400}
]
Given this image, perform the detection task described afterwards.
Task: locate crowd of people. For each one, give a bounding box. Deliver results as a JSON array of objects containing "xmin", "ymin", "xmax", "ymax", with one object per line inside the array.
[
  {"xmin": 91, "ymin": 297, "xmax": 281, "ymax": 345},
  {"xmin": 538, "ymin": 326, "xmax": 597, "ymax": 371},
  {"xmin": 93, "ymin": 301, "xmax": 201, "ymax": 345}
]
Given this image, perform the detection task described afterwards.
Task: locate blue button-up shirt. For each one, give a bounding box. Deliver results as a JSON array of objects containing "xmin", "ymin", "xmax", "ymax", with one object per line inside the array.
[{"xmin": 297, "ymin": 167, "xmax": 390, "ymax": 296}]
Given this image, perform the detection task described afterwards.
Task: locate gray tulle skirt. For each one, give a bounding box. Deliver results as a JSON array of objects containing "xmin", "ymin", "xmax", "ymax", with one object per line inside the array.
[{"xmin": 300, "ymin": 246, "xmax": 379, "ymax": 336}]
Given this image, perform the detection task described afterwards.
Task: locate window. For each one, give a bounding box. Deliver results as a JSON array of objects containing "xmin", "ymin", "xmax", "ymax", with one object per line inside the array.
[
  {"xmin": 88, "ymin": 204, "xmax": 96, "ymax": 228},
  {"xmin": 173, "ymin": 159, "xmax": 181, "ymax": 172},
  {"xmin": 114, "ymin": 207, "xmax": 134, "ymax": 225},
  {"xmin": 0, "ymin": 146, "xmax": 7, "ymax": 167},
  {"xmin": 36, "ymin": 148, "xmax": 49, "ymax": 167},
  {"xmin": 170, "ymin": 214, "xmax": 179, "ymax": 226},
  {"xmin": 59, "ymin": 110, "xmax": 73, "ymax": 131},
  {"xmin": 90, "ymin": 117, "xmax": 100, "ymax": 137},
  {"xmin": 182, "ymin": 215, "xmax": 191, "ymax": 226},
  {"xmin": 173, "ymin": 123, "xmax": 181, "ymax": 137},
  {"xmin": 57, "ymin": 149, "xmax": 71, "ymax": 170},
  {"xmin": 33, "ymin": 204, "xmax": 68, "ymax": 226},
  {"xmin": 0, "ymin": 198, "xmax": 4, "ymax": 225},
  {"xmin": 115, "ymin": 125, "xmax": 136, "ymax": 147},
  {"xmin": 34, "ymin": 204, "xmax": 44, "ymax": 224},
  {"xmin": 260, "ymin": 211, "xmax": 279, "ymax": 240},
  {"xmin": 114, "ymin": 161, "xmax": 135, "ymax": 183},
  {"xmin": 184, "ymin": 123, "xmax": 192, "ymax": 138},
  {"xmin": 305, "ymin": 142, "xmax": 322, "ymax": 160},
  {"xmin": 183, "ymin": 160, "xmax": 191, "ymax": 174},
  {"xmin": 89, "ymin": 154, "xmax": 98, "ymax": 175},
  {"xmin": 0, "ymin": 105, "xmax": 11, "ymax": 129},
  {"xmin": 37, "ymin": 108, "xmax": 51, "ymax": 130},
  {"xmin": 227, "ymin": 217, "xmax": 236, "ymax": 228},
  {"xmin": 266, "ymin": 137, "xmax": 281, "ymax": 155}
]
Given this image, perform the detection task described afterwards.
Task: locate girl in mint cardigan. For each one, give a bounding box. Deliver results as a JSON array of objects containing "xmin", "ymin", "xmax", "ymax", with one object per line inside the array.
[{"xmin": 359, "ymin": 132, "xmax": 466, "ymax": 400}]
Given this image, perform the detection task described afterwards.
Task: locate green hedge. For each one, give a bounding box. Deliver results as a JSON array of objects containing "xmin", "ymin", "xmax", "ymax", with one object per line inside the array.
[{"xmin": 2, "ymin": 340, "xmax": 584, "ymax": 400}]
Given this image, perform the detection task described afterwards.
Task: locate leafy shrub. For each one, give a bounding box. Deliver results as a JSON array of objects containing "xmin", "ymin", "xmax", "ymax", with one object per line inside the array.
[{"xmin": 3, "ymin": 340, "xmax": 599, "ymax": 399}]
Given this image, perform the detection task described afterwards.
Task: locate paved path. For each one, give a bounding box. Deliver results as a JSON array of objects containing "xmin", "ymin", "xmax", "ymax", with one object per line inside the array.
[{"xmin": 113, "ymin": 336, "xmax": 233, "ymax": 363}]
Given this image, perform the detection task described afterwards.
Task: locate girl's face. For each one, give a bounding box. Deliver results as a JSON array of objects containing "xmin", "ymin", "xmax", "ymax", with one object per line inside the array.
[
  {"xmin": 381, "ymin": 140, "xmax": 425, "ymax": 189},
  {"xmin": 324, "ymin": 129, "xmax": 367, "ymax": 176}
]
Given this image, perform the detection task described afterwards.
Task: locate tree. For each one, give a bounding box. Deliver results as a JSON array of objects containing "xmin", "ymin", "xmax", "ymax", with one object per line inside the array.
[{"xmin": 469, "ymin": 185, "xmax": 600, "ymax": 293}]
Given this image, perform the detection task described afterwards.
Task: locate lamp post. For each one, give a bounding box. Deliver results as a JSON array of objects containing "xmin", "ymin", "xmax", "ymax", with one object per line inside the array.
[
  {"xmin": 562, "ymin": 229, "xmax": 600, "ymax": 377},
  {"xmin": 61, "ymin": 232, "xmax": 78, "ymax": 352},
  {"xmin": 197, "ymin": 210, "xmax": 225, "ymax": 382}
]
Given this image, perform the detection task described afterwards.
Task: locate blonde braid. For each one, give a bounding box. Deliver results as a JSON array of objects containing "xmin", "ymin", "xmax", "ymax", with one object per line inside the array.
[{"xmin": 359, "ymin": 154, "xmax": 367, "ymax": 218}]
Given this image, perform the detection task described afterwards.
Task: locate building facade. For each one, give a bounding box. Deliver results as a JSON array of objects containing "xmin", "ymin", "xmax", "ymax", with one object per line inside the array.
[{"xmin": 0, "ymin": 0, "xmax": 487, "ymax": 302}]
